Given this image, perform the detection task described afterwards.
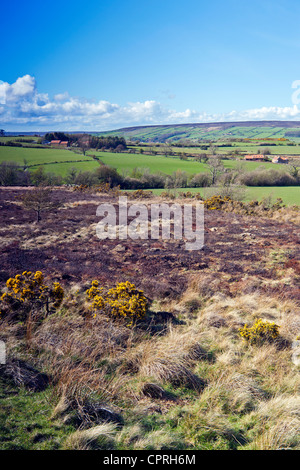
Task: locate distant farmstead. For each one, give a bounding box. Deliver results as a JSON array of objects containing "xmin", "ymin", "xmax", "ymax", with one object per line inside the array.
[
  {"xmin": 244, "ymin": 154, "xmax": 265, "ymax": 161},
  {"xmin": 272, "ymin": 156, "xmax": 289, "ymax": 164},
  {"xmin": 50, "ymin": 140, "xmax": 69, "ymax": 147}
]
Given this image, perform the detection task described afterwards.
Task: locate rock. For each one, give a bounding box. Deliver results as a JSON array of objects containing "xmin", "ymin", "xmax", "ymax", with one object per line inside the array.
[
  {"xmin": 142, "ymin": 383, "xmax": 167, "ymax": 399},
  {"xmin": 75, "ymin": 403, "xmax": 123, "ymax": 428},
  {"xmin": 112, "ymin": 244, "xmax": 126, "ymax": 253},
  {"xmin": 292, "ymin": 340, "xmax": 300, "ymax": 366}
]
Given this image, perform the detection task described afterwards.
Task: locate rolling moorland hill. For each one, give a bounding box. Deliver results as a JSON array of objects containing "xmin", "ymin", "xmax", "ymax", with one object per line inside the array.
[{"xmin": 97, "ymin": 120, "xmax": 300, "ymax": 143}]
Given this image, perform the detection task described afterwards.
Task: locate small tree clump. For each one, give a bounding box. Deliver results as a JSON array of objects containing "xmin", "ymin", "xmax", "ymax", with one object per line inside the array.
[
  {"xmin": 20, "ymin": 187, "xmax": 61, "ymax": 222},
  {"xmin": 86, "ymin": 280, "xmax": 148, "ymax": 326}
]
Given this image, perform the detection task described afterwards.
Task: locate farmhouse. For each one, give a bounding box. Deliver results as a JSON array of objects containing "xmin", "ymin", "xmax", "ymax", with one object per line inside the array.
[
  {"xmin": 50, "ymin": 140, "xmax": 69, "ymax": 148},
  {"xmin": 272, "ymin": 156, "xmax": 289, "ymax": 164},
  {"xmin": 244, "ymin": 154, "xmax": 265, "ymax": 161}
]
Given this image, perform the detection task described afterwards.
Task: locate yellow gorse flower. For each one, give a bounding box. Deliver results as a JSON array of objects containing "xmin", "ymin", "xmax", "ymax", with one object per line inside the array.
[
  {"xmin": 239, "ymin": 318, "xmax": 280, "ymax": 345},
  {"xmin": 86, "ymin": 280, "xmax": 148, "ymax": 326},
  {"xmin": 1, "ymin": 270, "xmax": 64, "ymax": 316}
]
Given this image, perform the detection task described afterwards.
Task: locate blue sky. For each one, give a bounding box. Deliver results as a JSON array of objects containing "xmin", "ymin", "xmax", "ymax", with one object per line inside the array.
[{"xmin": 1, "ymin": 0, "xmax": 300, "ymax": 131}]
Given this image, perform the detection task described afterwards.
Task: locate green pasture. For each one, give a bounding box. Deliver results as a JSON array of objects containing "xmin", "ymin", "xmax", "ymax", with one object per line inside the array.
[
  {"xmin": 0, "ymin": 146, "xmax": 298, "ymax": 205},
  {"xmin": 144, "ymin": 143, "xmax": 300, "ymax": 156},
  {"xmin": 97, "ymin": 125, "xmax": 300, "ymax": 143},
  {"xmin": 0, "ymin": 145, "xmax": 292, "ymax": 176},
  {"xmin": 0, "ymin": 146, "xmax": 95, "ymax": 167},
  {"xmin": 147, "ymin": 186, "xmax": 299, "ymax": 206},
  {"xmin": 29, "ymin": 160, "xmax": 100, "ymax": 176},
  {"xmin": 94, "ymin": 151, "xmax": 285, "ymax": 174},
  {"xmin": 92, "ymin": 151, "xmax": 208, "ymax": 175}
]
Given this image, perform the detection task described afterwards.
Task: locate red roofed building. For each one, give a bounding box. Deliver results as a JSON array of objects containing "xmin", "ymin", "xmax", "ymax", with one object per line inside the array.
[
  {"xmin": 272, "ymin": 156, "xmax": 289, "ymax": 164},
  {"xmin": 244, "ymin": 154, "xmax": 265, "ymax": 161},
  {"xmin": 50, "ymin": 140, "xmax": 69, "ymax": 148}
]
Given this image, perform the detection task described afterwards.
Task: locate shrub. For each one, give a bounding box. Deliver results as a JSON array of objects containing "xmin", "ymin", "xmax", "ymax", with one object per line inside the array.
[
  {"xmin": 204, "ymin": 195, "xmax": 233, "ymax": 210},
  {"xmin": 0, "ymin": 270, "xmax": 64, "ymax": 320},
  {"xmin": 189, "ymin": 173, "xmax": 211, "ymax": 188},
  {"xmin": 95, "ymin": 165, "xmax": 123, "ymax": 187},
  {"xmin": 20, "ymin": 187, "xmax": 61, "ymax": 222},
  {"xmin": 124, "ymin": 189, "xmax": 153, "ymax": 199},
  {"xmin": 239, "ymin": 318, "xmax": 280, "ymax": 345},
  {"xmin": 86, "ymin": 280, "xmax": 148, "ymax": 326},
  {"xmin": 239, "ymin": 168, "xmax": 297, "ymax": 187}
]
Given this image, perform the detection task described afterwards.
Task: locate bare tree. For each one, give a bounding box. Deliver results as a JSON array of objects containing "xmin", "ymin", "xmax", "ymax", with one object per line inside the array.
[
  {"xmin": 20, "ymin": 187, "xmax": 61, "ymax": 222},
  {"xmin": 78, "ymin": 135, "xmax": 91, "ymax": 156},
  {"xmin": 288, "ymin": 158, "xmax": 300, "ymax": 179},
  {"xmin": 207, "ymin": 157, "xmax": 225, "ymax": 185}
]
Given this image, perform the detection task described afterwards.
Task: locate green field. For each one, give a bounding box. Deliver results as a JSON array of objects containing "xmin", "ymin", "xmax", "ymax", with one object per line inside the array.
[
  {"xmin": 93, "ymin": 151, "xmax": 281, "ymax": 175},
  {"xmin": 97, "ymin": 123, "xmax": 300, "ymax": 143},
  {"xmin": 0, "ymin": 146, "xmax": 96, "ymax": 167},
  {"xmin": 94, "ymin": 151, "xmax": 208, "ymax": 174},
  {"xmin": 0, "ymin": 144, "xmax": 293, "ymax": 178},
  {"xmin": 0, "ymin": 142, "xmax": 298, "ymax": 205},
  {"xmin": 147, "ymin": 186, "xmax": 299, "ymax": 206},
  {"xmin": 168, "ymin": 143, "xmax": 300, "ymax": 156}
]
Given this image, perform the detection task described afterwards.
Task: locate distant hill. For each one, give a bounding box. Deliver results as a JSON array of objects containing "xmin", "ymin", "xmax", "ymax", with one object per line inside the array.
[{"xmin": 96, "ymin": 121, "xmax": 300, "ymax": 143}]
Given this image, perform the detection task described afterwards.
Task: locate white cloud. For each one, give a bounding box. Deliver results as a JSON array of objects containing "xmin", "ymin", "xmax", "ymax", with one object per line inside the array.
[
  {"xmin": 1, "ymin": 74, "xmax": 300, "ymax": 130},
  {"xmin": 0, "ymin": 75, "xmax": 36, "ymax": 105},
  {"xmin": 54, "ymin": 91, "xmax": 70, "ymax": 101}
]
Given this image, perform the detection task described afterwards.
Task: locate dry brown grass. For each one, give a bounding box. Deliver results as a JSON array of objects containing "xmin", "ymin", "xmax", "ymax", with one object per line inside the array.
[
  {"xmin": 244, "ymin": 396, "xmax": 300, "ymax": 450},
  {"xmin": 0, "ymin": 187, "xmax": 299, "ymax": 450},
  {"xmin": 62, "ymin": 422, "xmax": 117, "ymax": 450}
]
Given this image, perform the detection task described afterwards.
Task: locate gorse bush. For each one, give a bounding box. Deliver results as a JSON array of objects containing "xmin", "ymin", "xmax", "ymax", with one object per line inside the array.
[
  {"xmin": 0, "ymin": 273, "xmax": 147, "ymax": 328},
  {"xmin": 0, "ymin": 271, "xmax": 64, "ymax": 319},
  {"xmin": 86, "ymin": 280, "xmax": 148, "ymax": 326},
  {"xmin": 204, "ymin": 195, "xmax": 233, "ymax": 210},
  {"xmin": 239, "ymin": 318, "xmax": 280, "ymax": 345},
  {"xmin": 0, "ymin": 270, "xmax": 64, "ymax": 343}
]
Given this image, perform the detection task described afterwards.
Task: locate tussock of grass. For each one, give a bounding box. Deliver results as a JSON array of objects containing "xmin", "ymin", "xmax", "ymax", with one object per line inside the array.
[
  {"xmin": 62, "ymin": 423, "xmax": 117, "ymax": 450},
  {"xmin": 1, "ymin": 281, "xmax": 299, "ymax": 450}
]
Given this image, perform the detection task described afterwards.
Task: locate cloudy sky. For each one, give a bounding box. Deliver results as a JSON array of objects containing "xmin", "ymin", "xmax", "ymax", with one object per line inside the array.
[{"xmin": 1, "ymin": 0, "xmax": 300, "ymax": 131}]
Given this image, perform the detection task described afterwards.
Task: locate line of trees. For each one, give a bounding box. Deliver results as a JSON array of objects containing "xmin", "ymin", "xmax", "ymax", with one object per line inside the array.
[{"xmin": 44, "ymin": 133, "xmax": 127, "ymax": 152}]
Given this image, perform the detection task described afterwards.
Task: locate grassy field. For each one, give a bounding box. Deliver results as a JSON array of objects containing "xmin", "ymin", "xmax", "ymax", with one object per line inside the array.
[
  {"xmin": 97, "ymin": 123, "xmax": 300, "ymax": 143},
  {"xmin": 94, "ymin": 151, "xmax": 209, "ymax": 174},
  {"xmin": 0, "ymin": 143, "xmax": 298, "ymax": 205},
  {"xmin": 0, "ymin": 141, "xmax": 295, "ymax": 175},
  {"xmin": 168, "ymin": 143, "xmax": 300, "ymax": 156},
  {"xmin": 147, "ymin": 186, "xmax": 300, "ymax": 206},
  {"xmin": 94, "ymin": 151, "xmax": 283, "ymax": 174},
  {"xmin": 0, "ymin": 146, "xmax": 97, "ymax": 167}
]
